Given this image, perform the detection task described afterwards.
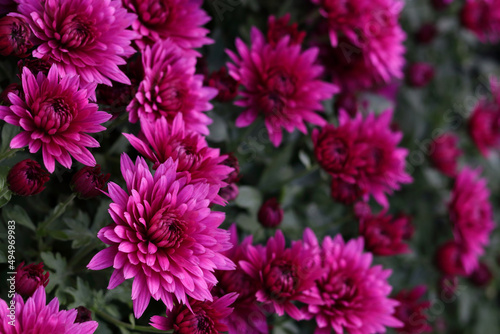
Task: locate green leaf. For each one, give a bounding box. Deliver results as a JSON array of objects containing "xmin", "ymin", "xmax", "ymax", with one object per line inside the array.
[
  {"xmin": 257, "ymin": 142, "xmax": 295, "ymax": 191},
  {"xmin": 64, "ymin": 211, "xmax": 98, "ymax": 249},
  {"xmin": 40, "ymin": 252, "xmax": 70, "ymax": 293},
  {"xmin": 298, "ymin": 150, "xmax": 311, "ymax": 169},
  {"xmin": 234, "ymin": 186, "xmax": 262, "ymax": 214},
  {"xmin": 0, "ymin": 166, "xmax": 12, "ymax": 208},
  {"xmin": 2, "ymin": 204, "xmax": 36, "ymax": 231},
  {"xmin": 1, "ymin": 124, "xmax": 20, "ymax": 152},
  {"xmin": 66, "ymin": 277, "xmax": 94, "ymax": 309}
]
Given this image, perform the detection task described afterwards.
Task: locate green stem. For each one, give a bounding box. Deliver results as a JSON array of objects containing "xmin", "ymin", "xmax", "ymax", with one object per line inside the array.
[
  {"xmin": 94, "ymin": 309, "xmax": 169, "ymax": 333},
  {"xmin": 37, "ymin": 193, "xmax": 76, "ymax": 236},
  {"xmin": 0, "ymin": 148, "xmax": 22, "ymax": 162},
  {"xmin": 280, "ymin": 164, "xmax": 320, "ymax": 185},
  {"xmin": 68, "ymin": 244, "xmax": 96, "ymax": 270}
]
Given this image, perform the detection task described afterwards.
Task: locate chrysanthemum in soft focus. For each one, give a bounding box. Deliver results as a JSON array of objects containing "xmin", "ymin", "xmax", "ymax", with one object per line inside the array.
[
  {"xmin": 0, "ymin": 286, "xmax": 98, "ymax": 333},
  {"xmin": 14, "ymin": 262, "xmax": 50, "ymax": 298},
  {"xmin": 206, "ymin": 67, "xmax": 240, "ymax": 102},
  {"xmin": 227, "ymin": 26, "xmax": 338, "ymax": 147},
  {"xmin": 267, "ymin": 14, "xmax": 306, "ymax": 47},
  {"xmin": 7, "ymin": 159, "xmax": 50, "ymax": 196},
  {"xmin": 123, "ymin": 0, "xmax": 212, "ymax": 53},
  {"xmin": 302, "ymin": 230, "xmax": 403, "ymax": 334},
  {"xmin": 70, "ymin": 165, "xmax": 110, "ymax": 199},
  {"xmin": 435, "ymin": 240, "xmax": 468, "ymax": 276},
  {"xmin": 0, "ymin": 65, "xmax": 111, "ymax": 172},
  {"xmin": 359, "ymin": 211, "xmax": 413, "ymax": 256},
  {"xmin": 314, "ymin": 0, "xmax": 406, "ymax": 91},
  {"xmin": 258, "ymin": 197, "xmax": 284, "ymax": 228},
  {"xmin": 127, "ymin": 39, "xmax": 217, "ymax": 135},
  {"xmin": 87, "ymin": 154, "xmax": 234, "ymax": 318},
  {"xmin": 239, "ymin": 229, "xmax": 323, "ymax": 320},
  {"xmin": 461, "ymin": 0, "xmax": 500, "ymax": 43},
  {"xmin": 429, "ymin": 133, "xmax": 462, "ymax": 177},
  {"xmin": 468, "ymin": 261, "xmax": 493, "ymax": 287},
  {"xmin": 393, "ymin": 285, "xmax": 432, "ymax": 334},
  {"xmin": 448, "ymin": 168, "xmax": 495, "ymax": 274},
  {"xmin": 313, "ymin": 110, "xmax": 412, "ymax": 208},
  {"xmin": 150, "ymin": 292, "xmax": 237, "ymax": 333},
  {"xmin": 123, "ymin": 114, "xmax": 232, "ymax": 204},
  {"xmin": 0, "ymin": 16, "xmax": 32, "ymax": 57},
  {"xmin": 406, "ymin": 62, "xmax": 435, "ymax": 88},
  {"xmin": 214, "ymin": 225, "xmax": 268, "ymax": 334},
  {"xmin": 15, "ymin": 0, "xmax": 137, "ymax": 86},
  {"xmin": 468, "ymin": 77, "xmax": 500, "ymax": 156}
]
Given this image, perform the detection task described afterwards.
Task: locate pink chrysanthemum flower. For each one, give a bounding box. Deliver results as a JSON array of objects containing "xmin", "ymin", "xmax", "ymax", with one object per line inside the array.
[
  {"xmin": 461, "ymin": 0, "xmax": 500, "ymax": 43},
  {"xmin": 127, "ymin": 39, "xmax": 217, "ymax": 135},
  {"xmin": 150, "ymin": 292, "xmax": 238, "ymax": 333},
  {"xmin": 123, "ymin": 0, "xmax": 212, "ymax": 53},
  {"xmin": 429, "ymin": 133, "xmax": 463, "ymax": 177},
  {"xmin": 214, "ymin": 225, "xmax": 268, "ymax": 334},
  {"xmin": 239, "ymin": 229, "xmax": 324, "ymax": 320},
  {"xmin": 15, "ymin": 0, "xmax": 137, "ymax": 86},
  {"xmin": 87, "ymin": 154, "xmax": 235, "ymax": 318},
  {"xmin": 468, "ymin": 77, "xmax": 500, "ymax": 156},
  {"xmin": 393, "ymin": 286, "xmax": 432, "ymax": 334},
  {"xmin": 448, "ymin": 168, "xmax": 495, "ymax": 274},
  {"xmin": 227, "ymin": 27, "xmax": 338, "ymax": 147},
  {"xmin": 313, "ymin": 110, "xmax": 412, "ymax": 208},
  {"xmin": 0, "ymin": 65, "xmax": 111, "ymax": 172},
  {"xmin": 313, "ymin": 0, "xmax": 406, "ymax": 91},
  {"xmin": 0, "ymin": 286, "xmax": 98, "ymax": 334},
  {"xmin": 302, "ymin": 231, "xmax": 403, "ymax": 334},
  {"xmin": 123, "ymin": 114, "xmax": 232, "ymax": 205}
]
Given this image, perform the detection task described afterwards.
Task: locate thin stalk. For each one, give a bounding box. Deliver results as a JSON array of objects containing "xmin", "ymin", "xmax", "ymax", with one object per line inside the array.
[
  {"xmin": 37, "ymin": 193, "xmax": 76, "ymax": 236},
  {"xmin": 94, "ymin": 309, "xmax": 169, "ymax": 333}
]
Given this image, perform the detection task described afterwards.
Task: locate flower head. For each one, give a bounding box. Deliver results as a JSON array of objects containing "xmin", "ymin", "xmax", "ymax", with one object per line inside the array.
[
  {"xmin": 313, "ymin": 110, "xmax": 412, "ymax": 207},
  {"xmin": 314, "ymin": 0, "xmax": 406, "ymax": 91},
  {"xmin": 123, "ymin": 0, "xmax": 212, "ymax": 53},
  {"xmin": 239, "ymin": 229, "xmax": 324, "ymax": 320},
  {"xmin": 14, "ymin": 262, "xmax": 50, "ymax": 298},
  {"xmin": 435, "ymin": 241, "xmax": 468, "ymax": 276},
  {"xmin": 87, "ymin": 154, "xmax": 235, "ymax": 318},
  {"xmin": 7, "ymin": 159, "xmax": 50, "ymax": 196},
  {"xmin": 267, "ymin": 14, "xmax": 306, "ymax": 47},
  {"xmin": 0, "ymin": 286, "xmax": 98, "ymax": 334},
  {"xmin": 0, "ymin": 65, "xmax": 111, "ymax": 172},
  {"xmin": 461, "ymin": 0, "xmax": 500, "ymax": 43},
  {"xmin": 429, "ymin": 133, "xmax": 462, "ymax": 177},
  {"xmin": 302, "ymin": 232, "xmax": 402, "ymax": 334},
  {"xmin": 359, "ymin": 211, "xmax": 413, "ymax": 256},
  {"xmin": 71, "ymin": 165, "xmax": 110, "ymax": 199},
  {"xmin": 127, "ymin": 39, "xmax": 216, "ymax": 135},
  {"xmin": 206, "ymin": 67, "xmax": 240, "ymax": 102},
  {"xmin": 393, "ymin": 286, "xmax": 432, "ymax": 334},
  {"xmin": 15, "ymin": 0, "xmax": 136, "ymax": 86},
  {"xmin": 258, "ymin": 198, "xmax": 284, "ymax": 228},
  {"xmin": 0, "ymin": 16, "xmax": 32, "ymax": 57},
  {"xmin": 227, "ymin": 27, "xmax": 338, "ymax": 146},
  {"xmin": 123, "ymin": 114, "xmax": 232, "ymax": 205},
  {"xmin": 406, "ymin": 62, "xmax": 435, "ymax": 88},
  {"xmin": 448, "ymin": 168, "xmax": 495, "ymax": 274},
  {"xmin": 415, "ymin": 23, "xmax": 438, "ymax": 44},
  {"xmin": 468, "ymin": 262, "xmax": 493, "ymax": 287},
  {"xmin": 150, "ymin": 292, "xmax": 238, "ymax": 333}
]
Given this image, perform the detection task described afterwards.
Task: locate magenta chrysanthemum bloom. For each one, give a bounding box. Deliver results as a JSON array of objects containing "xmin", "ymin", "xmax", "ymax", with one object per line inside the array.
[
  {"xmin": 127, "ymin": 39, "xmax": 216, "ymax": 135},
  {"xmin": 302, "ymin": 231, "xmax": 403, "ymax": 334},
  {"xmin": 214, "ymin": 225, "xmax": 268, "ymax": 334},
  {"xmin": 0, "ymin": 286, "xmax": 98, "ymax": 334},
  {"xmin": 393, "ymin": 286, "xmax": 432, "ymax": 334},
  {"xmin": 239, "ymin": 229, "xmax": 324, "ymax": 320},
  {"xmin": 448, "ymin": 168, "xmax": 495, "ymax": 274},
  {"xmin": 15, "ymin": 0, "xmax": 137, "ymax": 86},
  {"xmin": 0, "ymin": 65, "xmax": 111, "ymax": 172},
  {"xmin": 314, "ymin": 0, "xmax": 406, "ymax": 91},
  {"xmin": 313, "ymin": 110, "xmax": 412, "ymax": 207},
  {"xmin": 123, "ymin": 0, "xmax": 212, "ymax": 53},
  {"xmin": 429, "ymin": 133, "xmax": 462, "ymax": 177},
  {"xmin": 359, "ymin": 211, "xmax": 413, "ymax": 256},
  {"xmin": 227, "ymin": 27, "xmax": 338, "ymax": 147},
  {"xmin": 150, "ymin": 292, "xmax": 237, "ymax": 333},
  {"xmin": 123, "ymin": 114, "xmax": 232, "ymax": 205},
  {"xmin": 461, "ymin": 0, "xmax": 500, "ymax": 43},
  {"xmin": 87, "ymin": 154, "xmax": 235, "ymax": 318},
  {"xmin": 14, "ymin": 262, "xmax": 50, "ymax": 298}
]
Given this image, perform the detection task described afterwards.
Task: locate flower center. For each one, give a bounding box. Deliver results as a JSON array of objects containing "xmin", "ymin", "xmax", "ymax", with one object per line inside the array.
[
  {"xmin": 157, "ymin": 81, "xmax": 186, "ymax": 115},
  {"xmin": 266, "ymin": 262, "xmax": 297, "ymax": 300},
  {"xmin": 147, "ymin": 211, "xmax": 185, "ymax": 247},
  {"xmin": 316, "ymin": 137, "xmax": 349, "ymax": 173},
  {"xmin": 137, "ymin": 0, "xmax": 174, "ymax": 26},
  {"xmin": 10, "ymin": 21, "xmax": 31, "ymax": 53},
  {"xmin": 320, "ymin": 273, "xmax": 358, "ymax": 311},
  {"xmin": 35, "ymin": 97, "xmax": 75, "ymax": 134},
  {"xmin": 258, "ymin": 68, "xmax": 296, "ymax": 115},
  {"xmin": 60, "ymin": 18, "xmax": 96, "ymax": 48}
]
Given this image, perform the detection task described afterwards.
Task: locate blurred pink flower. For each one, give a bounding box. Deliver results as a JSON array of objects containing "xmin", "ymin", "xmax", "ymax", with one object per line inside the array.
[
  {"xmin": 461, "ymin": 0, "xmax": 500, "ymax": 43},
  {"xmin": 0, "ymin": 286, "xmax": 98, "ymax": 333},
  {"xmin": 448, "ymin": 168, "xmax": 495, "ymax": 274},
  {"xmin": 15, "ymin": 0, "xmax": 137, "ymax": 86},
  {"xmin": 393, "ymin": 285, "xmax": 432, "ymax": 334},
  {"xmin": 123, "ymin": 0, "xmax": 212, "ymax": 53},
  {"xmin": 302, "ymin": 231, "xmax": 403, "ymax": 334},
  {"xmin": 127, "ymin": 39, "xmax": 216, "ymax": 135},
  {"xmin": 267, "ymin": 14, "xmax": 306, "ymax": 47},
  {"xmin": 0, "ymin": 65, "xmax": 111, "ymax": 172},
  {"xmin": 227, "ymin": 27, "xmax": 338, "ymax": 146},
  {"xmin": 429, "ymin": 133, "xmax": 462, "ymax": 177},
  {"xmin": 87, "ymin": 154, "xmax": 235, "ymax": 318}
]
